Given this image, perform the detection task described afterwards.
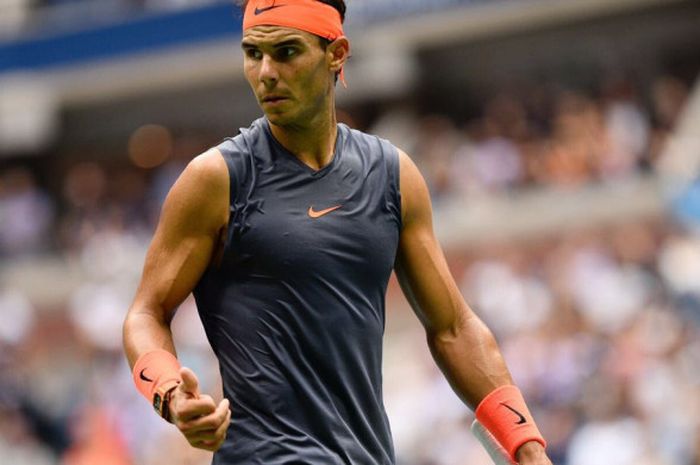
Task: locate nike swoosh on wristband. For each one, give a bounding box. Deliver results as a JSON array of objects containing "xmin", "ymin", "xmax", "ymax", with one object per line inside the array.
[
  {"xmin": 139, "ymin": 369, "xmax": 154, "ymax": 383},
  {"xmin": 308, "ymin": 205, "xmax": 342, "ymax": 218},
  {"xmin": 501, "ymin": 403, "xmax": 527, "ymax": 424},
  {"xmin": 254, "ymin": 2, "xmax": 286, "ymax": 15}
]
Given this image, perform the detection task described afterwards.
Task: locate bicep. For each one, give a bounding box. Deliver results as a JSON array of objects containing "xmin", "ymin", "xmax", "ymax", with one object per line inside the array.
[
  {"xmin": 131, "ymin": 150, "xmax": 229, "ymax": 322},
  {"xmin": 395, "ymin": 150, "xmax": 470, "ymax": 333}
]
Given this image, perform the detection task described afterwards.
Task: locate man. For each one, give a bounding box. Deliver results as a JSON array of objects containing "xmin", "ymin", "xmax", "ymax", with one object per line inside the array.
[{"xmin": 123, "ymin": 1, "xmax": 553, "ymax": 464}]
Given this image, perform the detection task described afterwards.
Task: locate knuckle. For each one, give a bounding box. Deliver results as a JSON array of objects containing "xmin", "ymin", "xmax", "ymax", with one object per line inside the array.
[
  {"xmin": 180, "ymin": 420, "xmax": 194, "ymax": 431},
  {"xmin": 203, "ymin": 418, "xmax": 218, "ymax": 429},
  {"xmin": 174, "ymin": 406, "xmax": 188, "ymax": 419}
]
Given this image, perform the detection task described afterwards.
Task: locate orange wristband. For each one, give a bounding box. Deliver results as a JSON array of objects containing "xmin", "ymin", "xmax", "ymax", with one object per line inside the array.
[
  {"xmin": 132, "ymin": 349, "xmax": 181, "ymax": 403},
  {"xmin": 475, "ymin": 385, "xmax": 546, "ymax": 461}
]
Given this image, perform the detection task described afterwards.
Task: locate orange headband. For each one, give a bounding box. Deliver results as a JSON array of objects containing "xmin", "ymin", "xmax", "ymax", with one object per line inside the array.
[{"xmin": 243, "ymin": 0, "xmax": 347, "ymax": 86}]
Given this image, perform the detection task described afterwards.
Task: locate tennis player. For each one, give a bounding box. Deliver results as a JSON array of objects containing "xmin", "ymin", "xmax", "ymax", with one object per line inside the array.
[{"xmin": 123, "ymin": 1, "xmax": 552, "ymax": 464}]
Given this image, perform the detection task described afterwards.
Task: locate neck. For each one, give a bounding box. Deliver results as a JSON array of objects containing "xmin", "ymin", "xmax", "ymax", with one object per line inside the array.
[{"xmin": 268, "ymin": 98, "xmax": 338, "ymax": 171}]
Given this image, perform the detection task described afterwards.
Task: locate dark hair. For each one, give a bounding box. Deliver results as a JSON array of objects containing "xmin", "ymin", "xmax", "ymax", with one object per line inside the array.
[{"xmin": 236, "ymin": 0, "xmax": 346, "ymax": 22}]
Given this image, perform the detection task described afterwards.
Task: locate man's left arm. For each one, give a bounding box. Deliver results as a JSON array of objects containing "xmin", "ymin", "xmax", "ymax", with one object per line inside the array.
[{"xmin": 393, "ymin": 149, "xmax": 551, "ymax": 464}]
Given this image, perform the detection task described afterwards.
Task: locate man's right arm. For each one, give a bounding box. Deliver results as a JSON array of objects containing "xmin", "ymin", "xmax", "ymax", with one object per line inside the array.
[
  {"xmin": 123, "ymin": 149, "xmax": 232, "ymax": 451},
  {"xmin": 123, "ymin": 148, "xmax": 229, "ymax": 368}
]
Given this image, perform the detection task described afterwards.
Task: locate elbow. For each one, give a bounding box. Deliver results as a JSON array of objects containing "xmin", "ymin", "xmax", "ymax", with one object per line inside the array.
[
  {"xmin": 425, "ymin": 313, "xmax": 464, "ymax": 358},
  {"xmin": 426, "ymin": 311, "xmax": 500, "ymax": 362},
  {"xmin": 122, "ymin": 305, "xmax": 140, "ymax": 354},
  {"xmin": 122, "ymin": 306, "xmax": 137, "ymax": 339},
  {"xmin": 123, "ymin": 302, "xmax": 145, "ymax": 336},
  {"xmin": 426, "ymin": 306, "xmax": 470, "ymax": 345}
]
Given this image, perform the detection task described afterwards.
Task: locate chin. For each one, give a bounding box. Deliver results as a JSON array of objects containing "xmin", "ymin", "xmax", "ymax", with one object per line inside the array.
[
  {"xmin": 264, "ymin": 111, "xmax": 295, "ymax": 127},
  {"xmin": 264, "ymin": 112, "xmax": 285, "ymax": 125}
]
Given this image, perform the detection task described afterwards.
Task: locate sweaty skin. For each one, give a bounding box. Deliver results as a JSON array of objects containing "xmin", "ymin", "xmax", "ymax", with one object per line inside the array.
[
  {"xmin": 123, "ymin": 23, "xmax": 551, "ymax": 465},
  {"xmin": 395, "ymin": 150, "xmax": 550, "ymax": 464},
  {"xmin": 123, "ymin": 150, "xmax": 231, "ymax": 451}
]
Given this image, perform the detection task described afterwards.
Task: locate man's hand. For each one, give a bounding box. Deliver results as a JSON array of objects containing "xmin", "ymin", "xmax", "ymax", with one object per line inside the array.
[
  {"xmin": 169, "ymin": 367, "xmax": 231, "ymax": 452},
  {"xmin": 515, "ymin": 441, "xmax": 553, "ymax": 465}
]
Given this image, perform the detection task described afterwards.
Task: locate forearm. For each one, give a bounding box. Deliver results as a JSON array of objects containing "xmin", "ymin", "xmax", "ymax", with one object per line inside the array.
[
  {"xmin": 395, "ymin": 149, "xmax": 550, "ymax": 462},
  {"xmin": 123, "ymin": 305, "xmax": 177, "ymax": 370},
  {"xmin": 429, "ymin": 308, "xmax": 549, "ymax": 463},
  {"xmin": 427, "ymin": 309, "xmax": 513, "ymax": 410}
]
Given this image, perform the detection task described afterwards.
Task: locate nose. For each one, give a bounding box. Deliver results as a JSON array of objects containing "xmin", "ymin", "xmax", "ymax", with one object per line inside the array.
[{"xmin": 259, "ymin": 54, "xmax": 278, "ymax": 88}]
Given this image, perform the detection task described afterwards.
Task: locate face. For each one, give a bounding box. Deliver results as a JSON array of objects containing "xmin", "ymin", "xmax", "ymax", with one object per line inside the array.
[{"xmin": 242, "ymin": 26, "xmax": 343, "ymax": 128}]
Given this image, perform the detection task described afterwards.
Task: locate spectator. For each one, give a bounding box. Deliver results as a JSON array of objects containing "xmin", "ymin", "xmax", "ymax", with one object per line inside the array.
[{"xmin": 0, "ymin": 167, "xmax": 54, "ymax": 256}]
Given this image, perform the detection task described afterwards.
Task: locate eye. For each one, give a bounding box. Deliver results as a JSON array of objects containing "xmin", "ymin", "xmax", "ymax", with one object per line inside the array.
[
  {"xmin": 277, "ymin": 47, "xmax": 297, "ymax": 60},
  {"xmin": 245, "ymin": 48, "xmax": 262, "ymax": 60}
]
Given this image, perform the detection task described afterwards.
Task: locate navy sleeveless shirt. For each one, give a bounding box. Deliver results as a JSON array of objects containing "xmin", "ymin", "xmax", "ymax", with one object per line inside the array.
[{"xmin": 193, "ymin": 117, "xmax": 402, "ymax": 465}]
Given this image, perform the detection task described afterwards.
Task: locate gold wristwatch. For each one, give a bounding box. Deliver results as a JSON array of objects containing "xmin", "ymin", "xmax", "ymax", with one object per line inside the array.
[{"xmin": 153, "ymin": 379, "xmax": 180, "ymax": 422}]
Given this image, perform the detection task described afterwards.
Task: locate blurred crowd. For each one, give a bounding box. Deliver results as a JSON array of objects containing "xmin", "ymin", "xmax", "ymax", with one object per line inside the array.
[
  {"xmin": 384, "ymin": 219, "xmax": 700, "ymax": 465},
  {"xmin": 370, "ymin": 74, "xmax": 689, "ymax": 201},
  {"xmin": 0, "ymin": 67, "xmax": 699, "ymax": 465}
]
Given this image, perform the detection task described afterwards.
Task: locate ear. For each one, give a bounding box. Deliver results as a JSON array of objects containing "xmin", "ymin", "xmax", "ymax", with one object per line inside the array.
[{"xmin": 327, "ymin": 36, "xmax": 350, "ymax": 74}]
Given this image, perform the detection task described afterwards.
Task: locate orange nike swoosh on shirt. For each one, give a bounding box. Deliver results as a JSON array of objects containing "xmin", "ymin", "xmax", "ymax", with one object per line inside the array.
[{"xmin": 308, "ymin": 205, "xmax": 342, "ymax": 218}]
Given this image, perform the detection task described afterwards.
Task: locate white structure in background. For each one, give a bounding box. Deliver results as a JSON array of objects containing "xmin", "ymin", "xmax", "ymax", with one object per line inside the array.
[
  {"xmin": 0, "ymin": 0, "xmax": 32, "ymax": 36},
  {"xmin": 0, "ymin": 73, "xmax": 58, "ymax": 155}
]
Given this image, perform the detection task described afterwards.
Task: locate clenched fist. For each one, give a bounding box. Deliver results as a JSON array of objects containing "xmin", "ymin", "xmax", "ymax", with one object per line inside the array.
[{"xmin": 169, "ymin": 367, "xmax": 231, "ymax": 452}]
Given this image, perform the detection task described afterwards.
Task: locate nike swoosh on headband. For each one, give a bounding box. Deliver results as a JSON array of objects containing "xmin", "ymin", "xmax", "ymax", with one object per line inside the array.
[{"xmin": 254, "ymin": 3, "xmax": 286, "ymax": 15}]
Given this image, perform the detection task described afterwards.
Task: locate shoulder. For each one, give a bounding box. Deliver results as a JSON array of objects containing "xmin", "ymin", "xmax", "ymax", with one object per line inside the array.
[
  {"xmin": 217, "ymin": 117, "xmax": 267, "ymax": 154},
  {"xmin": 182, "ymin": 148, "xmax": 229, "ymax": 193},
  {"xmin": 342, "ymin": 125, "xmax": 420, "ymax": 188},
  {"xmin": 343, "ymin": 125, "xmax": 402, "ymax": 174},
  {"xmin": 216, "ymin": 118, "xmax": 269, "ymax": 178},
  {"xmin": 396, "ymin": 148, "xmax": 431, "ymax": 228},
  {"xmin": 343, "ymin": 124, "xmax": 392, "ymax": 149},
  {"xmin": 165, "ymin": 148, "xmax": 229, "ymax": 231},
  {"xmin": 397, "ymin": 148, "xmax": 423, "ymax": 185}
]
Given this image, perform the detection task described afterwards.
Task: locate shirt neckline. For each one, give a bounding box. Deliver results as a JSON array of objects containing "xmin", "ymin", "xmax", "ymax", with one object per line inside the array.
[{"xmin": 263, "ymin": 119, "xmax": 344, "ymax": 178}]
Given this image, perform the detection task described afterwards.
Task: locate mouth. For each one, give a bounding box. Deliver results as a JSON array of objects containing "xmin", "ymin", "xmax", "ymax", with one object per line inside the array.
[{"xmin": 261, "ymin": 95, "xmax": 289, "ymax": 104}]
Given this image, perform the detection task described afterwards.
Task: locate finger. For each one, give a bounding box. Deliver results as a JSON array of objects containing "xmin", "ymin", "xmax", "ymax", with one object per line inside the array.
[
  {"xmin": 179, "ymin": 367, "xmax": 200, "ymax": 397},
  {"xmin": 217, "ymin": 398, "xmax": 231, "ymax": 419},
  {"xmin": 191, "ymin": 438, "xmax": 224, "ymax": 452},
  {"xmin": 213, "ymin": 408, "xmax": 232, "ymax": 438},
  {"xmin": 173, "ymin": 395, "xmax": 217, "ymax": 422},
  {"xmin": 180, "ymin": 399, "xmax": 230, "ymax": 434},
  {"xmin": 184, "ymin": 405, "xmax": 231, "ymax": 439},
  {"xmin": 190, "ymin": 426, "xmax": 226, "ymax": 452},
  {"xmin": 191, "ymin": 412, "xmax": 230, "ymax": 452}
]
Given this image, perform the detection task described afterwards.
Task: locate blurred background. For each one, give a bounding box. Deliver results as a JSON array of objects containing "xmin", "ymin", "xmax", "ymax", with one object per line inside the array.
[{"xmin": 1, "ymin": 0, "xmax": 700, "ymax": 464}]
